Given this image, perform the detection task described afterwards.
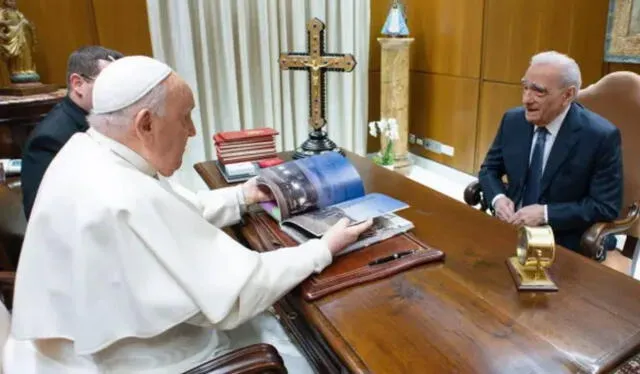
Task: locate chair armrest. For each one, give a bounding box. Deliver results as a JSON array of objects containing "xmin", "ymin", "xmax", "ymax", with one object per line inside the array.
[
  {"xmin": 464, "ymin": 181, "xmax": 489, "ymax": 211},
  {"xmin": 580, "ymin": 202, "xmax": 640, "ymax": 261},
  {"xmin": 181, "ymin": 343, "xmax": 287, "ymax": 374},
  {"xmin": 0, "ymin": 271, "xmax": 15, "ymax": 309},
  {"xmin": 0, "ymin": 271, "xmax": 15, "ymax": 285}
]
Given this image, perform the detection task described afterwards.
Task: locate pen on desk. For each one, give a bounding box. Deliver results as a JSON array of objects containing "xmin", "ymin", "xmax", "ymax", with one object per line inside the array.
[{"xmin": 368, "ymin": 249, "xmax": 416, "ymax": 266}]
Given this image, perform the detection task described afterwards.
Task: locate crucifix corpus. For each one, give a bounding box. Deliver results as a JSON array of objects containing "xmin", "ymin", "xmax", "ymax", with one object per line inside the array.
[{"xmin": 279, "ymin": 18, "xmax": 356, "ymax": 159}]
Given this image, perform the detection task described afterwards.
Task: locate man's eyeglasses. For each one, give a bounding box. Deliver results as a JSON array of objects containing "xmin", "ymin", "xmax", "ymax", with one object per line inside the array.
[{"xmin": 79, "ymin": 73, "xmax": 95, "ymax": 83}]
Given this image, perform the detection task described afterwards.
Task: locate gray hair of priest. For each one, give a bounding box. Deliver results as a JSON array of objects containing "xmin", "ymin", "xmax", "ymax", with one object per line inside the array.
[
  {"xmin": 529, "ymin": 51, "xmax": 582, "ymax": 96},
  {"xmin": 87, "ymin": 83, "xmax": 167, "ymax": 133}
]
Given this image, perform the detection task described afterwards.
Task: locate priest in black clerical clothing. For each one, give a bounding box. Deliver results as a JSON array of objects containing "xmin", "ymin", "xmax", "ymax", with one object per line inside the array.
[{"xmin": 21, "ymin": 46, "xmax": 123, "ymax": 220}]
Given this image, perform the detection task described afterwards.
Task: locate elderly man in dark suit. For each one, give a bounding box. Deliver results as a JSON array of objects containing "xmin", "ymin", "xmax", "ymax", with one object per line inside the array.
[
  {"xmin": 21, "ymin": 46, "xmax": 123, "ymax": 220},
  {"xmin": 478, "ymin": 51, "xmax": 622, "ymax": 257}
]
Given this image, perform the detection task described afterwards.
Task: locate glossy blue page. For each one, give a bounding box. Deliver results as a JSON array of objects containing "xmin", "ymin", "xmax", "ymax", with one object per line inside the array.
[
  {"xmin": 257, "ymin": 152, "xmax": 365, "ymax": 219},
  {"xmin": 295, "ymin": 152, "xmax": 365, "ymax": 208}
]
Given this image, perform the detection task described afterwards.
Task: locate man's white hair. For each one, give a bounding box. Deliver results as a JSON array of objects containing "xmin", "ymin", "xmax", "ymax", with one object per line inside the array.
[
  {"xmin": 88, "ymin": 83, "xmax": 167, "ymax": 134},
  {"xmin": 530, "ymin": 51, "xmax": 582, "ymax": 95}
]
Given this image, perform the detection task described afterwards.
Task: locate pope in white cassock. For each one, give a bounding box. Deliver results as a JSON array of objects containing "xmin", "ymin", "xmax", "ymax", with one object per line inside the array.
[{"xmin": 3, "ymin": 56, "xmax": 372, "ymax": 373}]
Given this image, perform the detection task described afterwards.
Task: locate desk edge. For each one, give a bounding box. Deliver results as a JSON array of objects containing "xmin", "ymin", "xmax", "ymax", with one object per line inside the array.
[
  {"xmin": 300, "ymin": 301, "xmax": 370, "ymax": 373},
  {"xmin": 595, "ymin": 329, "xmax": 640, "ymax": 373},
  {"xmin": 194, "ymin": 163, "xmax": 218, "ymax": 189}
]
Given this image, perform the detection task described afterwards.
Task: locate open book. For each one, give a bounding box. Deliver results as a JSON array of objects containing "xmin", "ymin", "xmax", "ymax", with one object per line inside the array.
[{"xmin": 256, "ymin": 152, "xmax": 413, "ymax": 254}]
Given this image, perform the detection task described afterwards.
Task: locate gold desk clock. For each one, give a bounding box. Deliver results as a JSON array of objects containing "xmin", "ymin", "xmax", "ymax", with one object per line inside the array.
[{"xmin": 506, "ymin": 226, "xmax": 558, "ymax": 292}]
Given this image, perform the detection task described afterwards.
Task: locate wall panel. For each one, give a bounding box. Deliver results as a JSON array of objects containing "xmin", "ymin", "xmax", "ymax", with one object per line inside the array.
[
  {"xmin": 483, "ymin": 0, "xmax": 609, "ymax": 86},
  {"xmin": 409, "ymin": 73, "xmax": 479, "ymax": 173},
  {"xmin": 92, "ymin": 0, "xmax": 153, "ymax": 57},
  {"xmin": 404, "ymin": 0, "xmax": 484, "ymax": 78},
  {"xmin": 474, "ymin": 82, "xmax": 522, "ymax": 171}
]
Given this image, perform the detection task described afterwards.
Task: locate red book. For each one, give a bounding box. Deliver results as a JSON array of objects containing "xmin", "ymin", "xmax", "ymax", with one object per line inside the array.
[
  {"xmin": 214, "ymin": 128, "xmax": 278, "ymax": 143},
  {"xmin": 258, "ymin": 158, "xmax": 285, "ymax": 168},
  {"xmin": 214, "ymin": 134, "xmax": 275, "ymax": 145}
]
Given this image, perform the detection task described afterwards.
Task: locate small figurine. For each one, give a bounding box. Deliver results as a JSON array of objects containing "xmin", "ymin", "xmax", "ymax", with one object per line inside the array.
[
  {"xmin": 0, "ymin": 0, "xmax": 40, "ymax": 84},
  {"xmin": 381, "ymin": 0, "xmax": 410, "ymax": 37}
]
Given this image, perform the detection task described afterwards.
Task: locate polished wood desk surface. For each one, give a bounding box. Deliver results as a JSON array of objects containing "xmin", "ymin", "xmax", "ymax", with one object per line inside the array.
[{"xmin": 195, "ymin": 152, "xmax": 640, "ymax": 374}]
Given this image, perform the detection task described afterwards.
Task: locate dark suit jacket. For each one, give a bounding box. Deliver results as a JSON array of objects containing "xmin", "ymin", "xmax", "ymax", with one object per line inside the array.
[
  {"xmin": 21, "ymin": 96, "xmax": 88, "ymax": 220},
  {"xmin": 478, "ymin": 102, "xmax": 623, "ymax": 254}
]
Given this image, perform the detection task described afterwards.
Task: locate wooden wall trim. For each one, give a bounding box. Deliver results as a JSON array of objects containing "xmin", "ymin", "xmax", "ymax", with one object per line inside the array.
[
  {"xmin": 473, "ymin": 0, "xmax": 490, "ymax": 174},
  {"xmin": 86, "ymin": 0, "xmax": 101, "ymax": 46}
]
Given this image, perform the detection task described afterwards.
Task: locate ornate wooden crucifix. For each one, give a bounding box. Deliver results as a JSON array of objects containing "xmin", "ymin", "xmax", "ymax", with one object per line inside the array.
[{"xmin": 279, "ymin": 18, "xmax": 356, "ymax": 159}]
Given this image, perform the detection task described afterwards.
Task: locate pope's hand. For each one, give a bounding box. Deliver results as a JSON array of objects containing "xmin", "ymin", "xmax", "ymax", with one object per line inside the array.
[
  {"xmin": 322, "ymin": 218, "xmax": 374, "ymax": 256},
  {"xmin": 242, "ymin": 177, "xmax": 273, "ymax": 205}
]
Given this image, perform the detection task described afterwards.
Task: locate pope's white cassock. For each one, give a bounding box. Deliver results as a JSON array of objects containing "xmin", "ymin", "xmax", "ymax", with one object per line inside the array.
[{"xmin": 3, "ymin": 61, "xmax": 332, "ymax": 373}]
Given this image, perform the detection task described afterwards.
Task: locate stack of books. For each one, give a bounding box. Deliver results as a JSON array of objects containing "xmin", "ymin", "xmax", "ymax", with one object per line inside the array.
[
  {"xmin": 214, "ymin": 128, "xmax": 279, "ymax": 183},
  {"xmin": 214, "ymin": 128, "xmax": 278, "ymax": 164}
]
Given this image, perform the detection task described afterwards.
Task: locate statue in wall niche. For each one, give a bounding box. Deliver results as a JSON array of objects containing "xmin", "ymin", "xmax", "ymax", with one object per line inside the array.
[
  {"xmin": 0, "ymin": 0, "xmax": 40, "ymax": 84},
  {"xmin": 0, "ymin": 0, "xmax": 56, "ymax": 95}
]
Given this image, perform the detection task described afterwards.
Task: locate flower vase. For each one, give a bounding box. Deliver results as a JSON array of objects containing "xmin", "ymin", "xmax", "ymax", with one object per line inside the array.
[{"xmin": 369, "ymin": 118, "xmax": 400, "ymax": 172}]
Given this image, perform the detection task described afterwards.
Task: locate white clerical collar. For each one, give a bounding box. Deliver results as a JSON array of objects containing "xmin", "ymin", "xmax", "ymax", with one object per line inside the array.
[
  {"xmin": 543, "ymin": 104, "xmax": 571, "ymax": 137},
  {"xmin": 86, "ymin": 127, "xmax": 158, "ymax": 178}
]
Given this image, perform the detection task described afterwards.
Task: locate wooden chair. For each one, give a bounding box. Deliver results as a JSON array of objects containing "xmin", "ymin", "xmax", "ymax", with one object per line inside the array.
[
  {"xmin": 464, "ymin": 71, "xmax": 640, "ymax": 268},
  {"xmin": 182, "ymin": 344, "xmax": 288, "ymax": 373}
]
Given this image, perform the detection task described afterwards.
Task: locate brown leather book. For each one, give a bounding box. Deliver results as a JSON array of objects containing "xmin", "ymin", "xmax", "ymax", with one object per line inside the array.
[{"xmin": 248, "ymin": 212, "xmax": 445, "ymax": 301}]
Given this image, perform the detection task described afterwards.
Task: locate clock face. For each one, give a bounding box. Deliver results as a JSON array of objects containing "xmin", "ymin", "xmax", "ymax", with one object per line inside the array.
[{"xmin": 515, "ymin": 226, "xmax": 556, "ymax": 269}]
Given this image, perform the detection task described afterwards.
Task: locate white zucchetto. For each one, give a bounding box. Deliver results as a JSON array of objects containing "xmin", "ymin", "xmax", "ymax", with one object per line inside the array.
[{"xmin": 91, "ymin": 55, "xmax": 172, "ymax": 114}]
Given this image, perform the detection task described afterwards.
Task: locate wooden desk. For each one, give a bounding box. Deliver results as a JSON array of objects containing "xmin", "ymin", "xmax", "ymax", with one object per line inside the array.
[{"xmin": 195, "ymin": 152, "xmax": 640, "ymax": 374}]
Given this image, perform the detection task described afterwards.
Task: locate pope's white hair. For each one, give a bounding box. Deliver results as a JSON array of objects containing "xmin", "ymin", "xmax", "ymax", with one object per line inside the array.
[
  {"xmin": 530, "ymin": 51, "xmax": 582, "ymax": 95},
  {"xmin": 87, "ymin": 83, "xmax": 167, "ymax": 134}
]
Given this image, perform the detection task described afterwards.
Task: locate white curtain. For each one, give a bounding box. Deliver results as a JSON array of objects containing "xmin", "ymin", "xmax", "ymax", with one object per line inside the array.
[{"xmin": 146, "ymin": 0, "xmax": 371, "ymax": 190}]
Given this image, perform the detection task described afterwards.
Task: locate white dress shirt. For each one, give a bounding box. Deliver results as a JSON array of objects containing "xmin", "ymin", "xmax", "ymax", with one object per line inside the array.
[{"xmin": 491, "ymin": 104, "xmax": 571, "ymax": 222}]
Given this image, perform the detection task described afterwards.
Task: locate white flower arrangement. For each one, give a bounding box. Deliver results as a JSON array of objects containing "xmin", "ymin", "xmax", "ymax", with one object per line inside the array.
[{"xmin": 368, "ymin": 118, "xmax": 399, "ymax": 166}]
